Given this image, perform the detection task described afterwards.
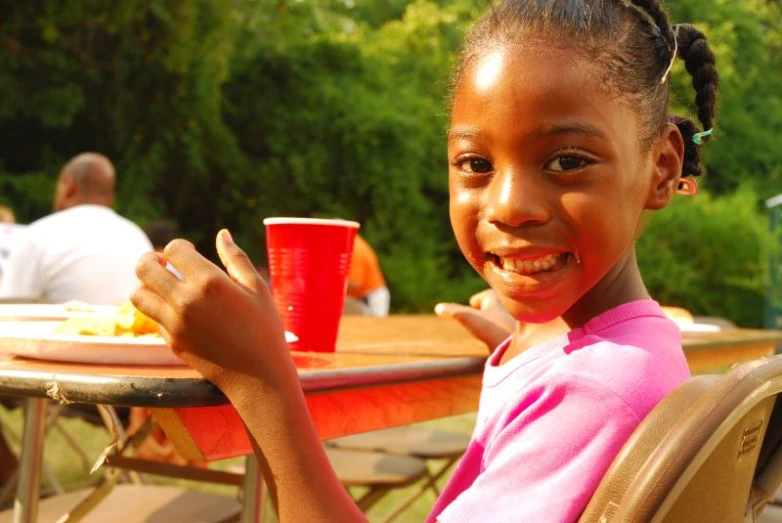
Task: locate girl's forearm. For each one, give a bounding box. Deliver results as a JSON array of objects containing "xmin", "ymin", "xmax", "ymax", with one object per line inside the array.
[{"xmin": 224, "ymin": 373, "xmax": 367, "ymax": 522}]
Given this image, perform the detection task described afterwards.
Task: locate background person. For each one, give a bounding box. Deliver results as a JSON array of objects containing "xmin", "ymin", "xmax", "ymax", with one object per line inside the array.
[
  {"xmin": 0, "ymin": 206, "xmax": 14, "ymax": 224},
  {"xmin": 0, "ymin": 152, "xmax": 152, "ymax": 304},
  {"xmin": 0, "ymin": 153, "xmax": 152, "ymax": 485},
  {"xmin": 347, "ymin": 234, "xmax": 390, "ymax": 317},
  {"xmin": 0, "ymin": 205, "xmax": 22, "ymax": 283},
  {"xmin": 144, "ymin": 220, "xmax": 179, "ymax": 253}
]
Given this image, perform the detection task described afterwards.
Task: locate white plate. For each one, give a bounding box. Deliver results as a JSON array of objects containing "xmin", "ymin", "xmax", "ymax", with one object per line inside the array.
[
  {"xmin": 0, "ymin": 321, "xmax": 185, "ymax": 366},
  {"xmin": 0, "ymin": 304, "xmax": 118, "ymax": 322}
]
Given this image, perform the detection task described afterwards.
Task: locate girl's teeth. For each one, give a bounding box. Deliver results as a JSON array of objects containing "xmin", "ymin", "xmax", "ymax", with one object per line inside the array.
[{"xmin": 500, "ymin": 253, "xmax": 561, "ymax": 274}]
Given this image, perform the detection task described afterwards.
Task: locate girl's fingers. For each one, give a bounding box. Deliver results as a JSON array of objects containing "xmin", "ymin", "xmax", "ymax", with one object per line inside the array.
[
  {"xmin": 216, "ymin": 230, "xmax": 266, "ymax": 295},
  {"xmin": 130, "ymin": 286, "xmax": 172, "ymax": 333},
  {"xmin": 162, "ymin": 239, "xmax": 214, "ymax": 281},
  {"xmin": 469, "ymin": 289, "xmax": 496, "ymax": 309},
  {"xmin": 435, "ymin": 302, "xmax": 511, "ymax": 350},
  {"xmin": 135, "ymin": 252, "xmax": 182, "ymax": 299}
]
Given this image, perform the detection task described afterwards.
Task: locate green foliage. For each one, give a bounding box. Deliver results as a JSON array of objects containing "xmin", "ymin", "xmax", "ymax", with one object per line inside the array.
[
  {"xmin": 637, "ymin": 188, "xmax": 772, "ymax": 327},
  {"xmin": 0, "ymin": 0, "xmax": 779, "ymax": 325},
  {"xmin": 0, "ymin": 0, "xmax": 246, "ymax": 246}
]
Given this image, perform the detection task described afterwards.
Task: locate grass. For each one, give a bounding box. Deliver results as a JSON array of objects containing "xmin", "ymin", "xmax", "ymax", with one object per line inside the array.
[{"xmin": 0, "ymin": 406, "xmax": 476, "ymax": 522}]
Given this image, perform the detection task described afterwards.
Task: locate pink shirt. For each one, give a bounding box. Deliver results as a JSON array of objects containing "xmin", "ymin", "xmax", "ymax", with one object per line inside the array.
[{"xmin": 428, "ymin": 300, "xmax": 690, "ymax": 522}]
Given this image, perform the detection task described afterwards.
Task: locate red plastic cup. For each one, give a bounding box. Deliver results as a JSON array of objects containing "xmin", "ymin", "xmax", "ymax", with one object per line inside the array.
[{"xmin": 264, "ymin": 217, "xmax": 360, "ymax": 353}]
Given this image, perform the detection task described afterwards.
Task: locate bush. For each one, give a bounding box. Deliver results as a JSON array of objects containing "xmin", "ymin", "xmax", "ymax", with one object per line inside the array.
[{"xmin": 637, "ymin": 187, "xmax": 772, "ymax": 327}]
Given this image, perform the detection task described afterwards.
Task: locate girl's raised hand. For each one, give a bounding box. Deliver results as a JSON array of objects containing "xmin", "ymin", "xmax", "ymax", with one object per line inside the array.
[
  {"xmin": 131, "ymin": 230, "xmax": 297, "ymax": 396},
  {"xmin": 434, "ymin": 289, "xmax": 516, "ymax": 351}
]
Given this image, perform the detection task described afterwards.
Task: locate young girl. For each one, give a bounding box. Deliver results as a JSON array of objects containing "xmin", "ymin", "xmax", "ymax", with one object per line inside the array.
[{"xmin": 132, "ymin": 0, "xmax": 719, "ymax": 520}]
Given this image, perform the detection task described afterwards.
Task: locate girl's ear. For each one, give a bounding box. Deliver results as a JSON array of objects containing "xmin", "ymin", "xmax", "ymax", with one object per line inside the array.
[{"xmin": 645, "ymin": 123, "xmax": 685, "ymax": 210}]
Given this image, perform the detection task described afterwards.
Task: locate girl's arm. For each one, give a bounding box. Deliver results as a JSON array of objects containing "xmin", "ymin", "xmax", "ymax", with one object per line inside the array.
[
  {"xmin": 230, "ymin": 373, "xmax": 365, "ymax": 522},
  {"xmin": 132, "ymin": 231, "xmax": 366, "ymax": 522}
]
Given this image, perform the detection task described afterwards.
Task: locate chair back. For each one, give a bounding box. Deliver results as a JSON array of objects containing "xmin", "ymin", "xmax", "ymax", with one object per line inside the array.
[{"xmin": 580, "ymin": 354, "xmax": 782, "ymax": 523}]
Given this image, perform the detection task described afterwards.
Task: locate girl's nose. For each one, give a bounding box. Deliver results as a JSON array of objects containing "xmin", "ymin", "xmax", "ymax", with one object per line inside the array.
[{"xmin": 484, "ymin": 168, "xmax": 551, "ymax": 228}]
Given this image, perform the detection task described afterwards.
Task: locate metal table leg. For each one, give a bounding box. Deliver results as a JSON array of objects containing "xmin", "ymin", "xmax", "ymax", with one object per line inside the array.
[
  {"xmin": 13, "ymin": 398, "xmax": 46, "ymax": 523},
  {"xmin": 240, "ymin": 455, "xmax": 265, "ymax": 523}
]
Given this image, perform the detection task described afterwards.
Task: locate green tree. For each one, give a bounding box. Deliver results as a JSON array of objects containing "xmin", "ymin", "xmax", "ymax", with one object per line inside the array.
[
  {"xmin": 0, "ymin": 0, "xmax": 245, "ymax": 247},
  {"xmin": 0, "ymin": 0, "xmax": 778, "ymax": 321}
]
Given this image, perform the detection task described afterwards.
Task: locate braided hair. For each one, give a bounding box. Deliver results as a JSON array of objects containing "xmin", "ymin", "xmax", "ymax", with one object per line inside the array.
[{"xmin": 453, "ymin": 0, "xmax": 720, "ymax": 179}]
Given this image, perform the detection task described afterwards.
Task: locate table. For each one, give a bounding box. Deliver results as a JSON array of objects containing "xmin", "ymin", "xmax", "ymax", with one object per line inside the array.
[
  {"xmin": 0, "ymin": 315, "xmax": 486, "ymax": 523},
  {"xmin": 679, "ymin": 328, "xmax": 782, "ymax": 373},
  {"xmin": 1, "ymin": 315, "xmax": 781, "ymax": 522}
]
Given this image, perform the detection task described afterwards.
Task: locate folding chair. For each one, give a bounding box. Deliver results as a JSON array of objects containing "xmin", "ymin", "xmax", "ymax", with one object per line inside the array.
[
  {"xmin": 579, "ymin": 353, "xmax": 782, "ymax": 522},
  {"xmin": 0, "ymin": 399, "xmax": 136, "ymax": 497},
  {"xmin": 0, "ymin": 401, "xmax": 87, "ymax": 506},
  {"xmin": 327, "ymin": 426, "xmax": 470, "ymax": 521},
  {"xmin": 0, "ymin": 484, "xmax": 241, "ymax": 523},
  {"xmin": 227, "ymin": 446, "xmax": 428, "ymax": 522},
  {"xmin": 0, "ymin": 412, "xmax": 242, "ymax": 522},
  {"xmin": 326, "ymin": 448, "xmax": 428, "ymax": 516}
]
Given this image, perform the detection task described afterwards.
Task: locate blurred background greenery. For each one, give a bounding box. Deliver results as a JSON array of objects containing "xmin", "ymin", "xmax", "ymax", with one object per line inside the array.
[{"xmin": 0, "ymin": 0, "xmax": 780, "ymax": 325}]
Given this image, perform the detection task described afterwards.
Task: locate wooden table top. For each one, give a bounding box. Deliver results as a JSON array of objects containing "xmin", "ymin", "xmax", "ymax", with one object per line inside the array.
[
  {"xmin": 0, "ymin": 316, "xmax": 486, "ymax": 407},
  {"xmin": 0, "ymin": 315, "xmax": 779, "ymax": 407}
]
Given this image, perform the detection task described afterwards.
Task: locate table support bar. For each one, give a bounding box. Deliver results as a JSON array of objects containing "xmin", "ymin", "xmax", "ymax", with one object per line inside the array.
[
  {"xmin": 13, "ymin": 398, "xmax": 47, "ymax": 523},
  {"xmin": 240, "ymin": 455, "xmax": 265, "ymax": 523}
]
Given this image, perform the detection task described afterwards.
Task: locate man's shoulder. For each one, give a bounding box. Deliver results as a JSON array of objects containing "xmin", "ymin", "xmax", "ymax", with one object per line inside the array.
[
  {"xmin": 24, "ymin": 206, "xmax": 151, "ymax": 247},
  {"xmin": 21, "ymin": 211, "xmax": 68, "ymax": 238}
]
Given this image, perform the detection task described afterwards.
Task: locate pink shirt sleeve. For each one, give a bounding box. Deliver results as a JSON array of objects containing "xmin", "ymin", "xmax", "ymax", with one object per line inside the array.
[{"xmin": 436, "ymin": 376, "xmax": 641, "ymax": 523}]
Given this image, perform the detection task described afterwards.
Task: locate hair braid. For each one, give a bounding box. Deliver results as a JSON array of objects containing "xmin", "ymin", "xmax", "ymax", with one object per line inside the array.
[
  {"xmin": 669, "ymin": 23, "xmax": 719, "ymax": 177},
  {"xmin": 628, "ymin": 0, "xmax": 675, "ymax": 48},
  {"xmin": 669, "ymin": 116, "xmax": 703, "ymax": 177},
  {"xmin": 675, "ymin": 23, "xmax": 719, "ymax": 133}
]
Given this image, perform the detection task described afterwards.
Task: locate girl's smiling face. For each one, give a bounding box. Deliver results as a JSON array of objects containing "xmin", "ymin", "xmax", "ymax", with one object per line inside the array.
[{"xmin": 448, "ymin": 44, "xmax": 682, "ymax": 326}]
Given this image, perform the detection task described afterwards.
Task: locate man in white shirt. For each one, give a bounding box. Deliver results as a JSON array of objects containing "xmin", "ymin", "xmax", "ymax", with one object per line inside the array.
[
  {"xmin": 0, "ymin": 152, "xmax": 153, "ymax": 304},
  {"xmin": 0, "ymin": 152, "xmax": 153, "ymax": 486}
]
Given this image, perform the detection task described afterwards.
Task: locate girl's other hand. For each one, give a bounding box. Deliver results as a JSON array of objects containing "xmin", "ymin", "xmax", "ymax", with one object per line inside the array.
[
  {"xmin": 435, "ymin": 289, "xmax": 516, "ymax": 351},
  {"xmin": 131, "ymin": 230, "xmax": 296, "ymax": 396}
]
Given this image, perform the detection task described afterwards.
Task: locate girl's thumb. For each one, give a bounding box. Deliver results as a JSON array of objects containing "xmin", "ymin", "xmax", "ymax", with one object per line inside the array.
[{"xmin": 216, "ymin": 229, "xmax": 265, "ymax": 295}]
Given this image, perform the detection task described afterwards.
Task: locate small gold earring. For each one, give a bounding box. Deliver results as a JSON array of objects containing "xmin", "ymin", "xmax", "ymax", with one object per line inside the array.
[{"xmin": 676, "ymin": 178, "xmax": 699, "ymax": 196}]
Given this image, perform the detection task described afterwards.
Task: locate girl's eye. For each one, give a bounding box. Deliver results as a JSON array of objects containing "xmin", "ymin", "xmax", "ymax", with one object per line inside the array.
[
  {"xmin": 455, "ymin": 157, "xmax": 493, "ymax": 174},
  {"xmin": 546, "ymin": 155, "xmax": 591, "ymax": 173}
]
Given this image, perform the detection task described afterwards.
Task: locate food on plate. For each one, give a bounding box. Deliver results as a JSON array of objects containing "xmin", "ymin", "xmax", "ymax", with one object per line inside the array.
[
  {"xmin": 54, "ymin": 302, "xmax": 161, "ymax": 338},
  {"xmin": 62, "ymin": 300, "xmax": 97, "ymax": 313},
  {"xmin": 115, "ymin": 301, "xmax": 160, "ymax": 336}
]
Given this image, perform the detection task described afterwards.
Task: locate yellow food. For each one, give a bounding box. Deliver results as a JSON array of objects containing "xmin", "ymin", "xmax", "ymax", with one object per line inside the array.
[
  {"xmin": 115, "ymin": 302, "xmax": 160, "ymax": 336},
  {"xmin": 54, "ymin": 302, "xmax": 161, "ymax": 338},
  {"xmin": 62, "ymin": 300, "xmax": 96, "ymax": 313},
  {"xmin": 54, "ymin": 317, "xmax": 117, "ymax": 336}
]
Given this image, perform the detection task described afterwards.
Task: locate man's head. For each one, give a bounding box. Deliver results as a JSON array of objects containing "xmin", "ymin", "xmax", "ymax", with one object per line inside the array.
[
  {"xmin": 0, "ymin": 206, "xmax": 15, "ymax": 224},
  {"xmin": 53, "ymin": 153, "xmax": 116, "ymax": 212}
]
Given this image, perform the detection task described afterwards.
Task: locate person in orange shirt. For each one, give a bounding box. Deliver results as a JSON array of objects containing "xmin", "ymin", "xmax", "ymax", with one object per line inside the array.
[{"xmin": 347, "ymin": 234, "xmax": 390, "ymax": 317}]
